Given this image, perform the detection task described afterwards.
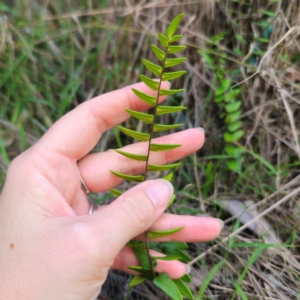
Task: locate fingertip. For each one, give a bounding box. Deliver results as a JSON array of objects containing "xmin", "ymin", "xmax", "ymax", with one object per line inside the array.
[
  {"xmin": 155, "ymin": 259, "xmax": 187, "ymax": 279},
  {"xmin": 144, "ymin": 179, "xmax": 174, "ymax": 209},
  {"xmin": 198, "ymin": 127, "xmax": 205, "ymax": 136},
  {"xmin": 162, "ymin": 80, "xmax": 171, "ymax": 89},
  {"xmin": 217, "ymin": 219, "xmax": 224, "ymax": 230}
]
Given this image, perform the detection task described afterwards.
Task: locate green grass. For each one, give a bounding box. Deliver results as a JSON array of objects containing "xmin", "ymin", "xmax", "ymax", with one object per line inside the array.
[{"xmin": 1, "ymin": 0, "xmax": 300, "ymax": 299}]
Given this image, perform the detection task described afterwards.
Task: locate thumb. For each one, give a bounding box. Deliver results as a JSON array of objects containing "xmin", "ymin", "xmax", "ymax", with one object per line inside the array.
[{"xmin": 90, "ymin": 179, "xmax": 173, "ymax": 255}]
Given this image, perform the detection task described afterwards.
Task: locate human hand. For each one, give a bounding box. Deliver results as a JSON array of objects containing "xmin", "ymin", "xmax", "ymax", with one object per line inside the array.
[{"xmin": 0, "ymin": 82, "xmax": 222, "ymax": 300}]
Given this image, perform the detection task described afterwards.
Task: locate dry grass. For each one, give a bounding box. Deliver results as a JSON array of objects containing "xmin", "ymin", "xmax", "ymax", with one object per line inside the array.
[{"xmin": 1, "ymin": 0, "xmax": 300, "ymax": 299}]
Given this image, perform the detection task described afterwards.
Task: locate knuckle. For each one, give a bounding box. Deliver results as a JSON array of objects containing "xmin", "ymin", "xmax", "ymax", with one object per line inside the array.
[{"xmin": 119, "ymin": 195, "xmax": 153, "ymax": 230}]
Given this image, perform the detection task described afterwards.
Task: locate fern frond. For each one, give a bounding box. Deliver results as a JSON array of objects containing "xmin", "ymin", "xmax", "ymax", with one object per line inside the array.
[
  {"xmin": 153, "ymin": 123, "xmax": 183, "ymax": 132},
  {"xmin": 170, "ymin": 35, "xmax": 183, "ymax": 43},
  {"xmin": 156, "ymin": 105, "xmax": 186, "ymax": 115},
  {"xmin": 159, "ymin": 89, "xmax": 184, "ymax": 96},
  {"xmin": 115, "ymin": 149, "xmax": 148, "ymax": 161},
  {"xmin": 125, "ymin": 109, "xmax": 154, "ymax": 124},
  {"xmin": 162, "ymin": 70, "xmax": 187, "ymax": 81},
  {"xmin": 147, "ymin": 226, "xmax": 184, "ymax": 238},
  {"xmin": 147, "ymin": 162, "xmax": 181, "ymax": 171},
  {"xmin": 139, "ymin": 75, "xmax": 159, "ymax": 90},
  {"xmin": 131, "ymin": 88, "xmax": 156, "ymax": 106},
  {"xmin": 168, "ymin": 45, "xmax": 187, "ymax": 53},
  {"xmin": 118, "ymin": 126, "xmax": 150, "ymax": 141},
  {"xmin": 150, "ymin": 144, "xmax": 182, "ymax": 151},
  {"xmin": 110, "ymin": 170, "xmax": 144, "ymax": 182},
  {"xmin": 165, "ymin": 58, "xmax": 186, "ymax": 68},
  {"xmin": 110, "ymin": 189, "xmax": 123, "ymax": 197},
  {"xmin": 142, "ymin": 59, "xmax": 162, "ymax": 76},
  {"xmin": 163, "ymin": 172, "xmax": 174, "ymax": 181},
  {"xmin": 158, "ymin": 33, "xmax": 168, "ymax": 47},
  {"xmin": 110, "ymin": 13, "xmax": 192, "ymax": 299},
  {"xmin": 151, "ymin": 45, "xmax": 165, "ymax": 61}
]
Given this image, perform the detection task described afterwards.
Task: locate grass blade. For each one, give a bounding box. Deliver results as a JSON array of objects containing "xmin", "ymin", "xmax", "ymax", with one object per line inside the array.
[{"xmin": 197, "ymin": 261, "xmax": 225, "ymax": 299}]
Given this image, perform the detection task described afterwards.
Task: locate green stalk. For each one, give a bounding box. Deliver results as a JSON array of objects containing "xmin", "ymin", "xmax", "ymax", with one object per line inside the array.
[{"xmin": 143, "ymin": 42, "xmax": 170, "ymax": 278}]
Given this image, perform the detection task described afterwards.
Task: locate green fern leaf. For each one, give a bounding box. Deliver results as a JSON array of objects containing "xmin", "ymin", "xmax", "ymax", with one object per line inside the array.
[
  {"xmin": 162, "ymin": 71, "xmax": 187, "ymax": 81},
  {"xmin": 129, "ymin": 275, "xmax": 147, "ymax": 287},
  {"xmin": 167, "ymin": 195, "xmax": 176, "ymax": 207},
  {"xmin": 216, "ymin": 78, "xmax": 231, "ymax": 95},
  {"xmin": 224, "ymin": 130, "xmax": 244, "ymax": 142},
  {"xmin": 165, "ymin": 58, "xmax": 186, "ymax": 68},
  {"xmin": 151, "ymin": 45, "xmax": 165, "ymax": 61},
  {"xmin": 125, "ymin": 109, "xmax": 154, "ymax": 124},
  {"xmin": 150, "ymin": 144, "xmax": 182, "ymax": 151},
  {"xmin": 154, "ymin": 273, "xmax": 182, "ymax": 300},
  {"xmin": 225, "ymin": 144, "xmax": 238, "ymax": 155},
  {"xmin": 173, "ymin": 279, "xmax": 194, "ymax": 300},
  {"xmin": 166, "ymin": 13, "xmax": 184, "ymax": 38},
  {"xmin": 161, "ymin": 241, "xmax": 188, "ymax": 250},
  {"xmin": 170, "ymin": 35, "xmax": 183, "ymax": 43},
  {"xmin": 110, "ymin": 170, "xmax": 144, "ymax": 182},
  {"xmin": 159, "ymin": 89, "xmax": 184, "ymax": 96},
  {"xmin": 168, "ymin": 45, "xmax": 186, "ymax": 54},
  {"xmin": 227, "ymin": 121, "xmax": 242, "ymax": 132},
  {"xmin": 131, "ymin": 88, "xmax": 156, "ymax": 106},
  {"xmin": 154, "ymin": 123, "xmax": 183, "ymax": 132},
  {"xmin": 157, "ymin": 105, "xmax": 186, "ymax": 115},
  {"xmin": 110, "ymin": 188, "xmax": 123, "ymax": 197},
  {"xmin": 147, "ymin": 226, "xmax": 184, "ymax": 238},
  {"xmin": 142, "ymin": 59, "xmax": 162, "ymax": 76},
  {"xmin": 115, "ymin": 149, "xmax": 148, "ymax": 161},
  {"xmin": 128, "ymin": 266, "xmax": 143, "ymax": 271},
  {"xmin": 128, "ymin": 266, "xmax": 154, "ymax": 280},
  {"xmin": 158, "ymin": 33, "xmax": 168, "ymax": 47},
  {"xmin": 181, "ymin": 274, "xmax": 192, "ymax": 283},
  {"xmin": 126, "ymin": 241, "xmax": 146, "ymax": 249},
  {"xmin": 111, "ymin": 14, "xmax": 188, "ymax": 298},
  {"xmin": 224, "ymin": 89, "xmax": 241, "ymax": 102},
  {"xmin": 151, "ymin": 255, "xmax": 181, "ymax": 261},
  {"xmin": 118, "ymin": 126, "xmax": 150, "ymax": 142},
  {"xmin": 148, "ymin": 162, "xmax": 181, "ymax": 171},
  {"xmin": 225, "ymin": 101, "xmax": 242, "ymax": 113},
  {"xmin": 224, "ymin": 110, "xmax": 241, "ymax": 124},
  {"xmin": 226, "ymin": 160, "xmax": 238, "ymax": 171},
  {"xmin": 133, "ymin": 247, "xmax": 151, "ymax": 270},
  {"xmin": 160, "ymin": 243, "xmax": 190, "ymax": 263},
  {"xmin": 163, "ymin": 172, "xmax": 174, "ymax": 181},
  {"xmin": 139, "ymin": 75, "xmax": 159, "ymax": 91}
]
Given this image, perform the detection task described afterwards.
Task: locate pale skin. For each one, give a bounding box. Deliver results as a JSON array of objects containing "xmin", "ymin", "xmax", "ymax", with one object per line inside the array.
[{"xmin": 0, "ymin": 82, "xmax": 222, "ymax": 300}]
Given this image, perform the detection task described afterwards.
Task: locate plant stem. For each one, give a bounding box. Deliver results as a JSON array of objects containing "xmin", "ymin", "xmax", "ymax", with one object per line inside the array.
[{"xmin": 143, "ymin": 42, "xmax": 169, "ymax": 278}]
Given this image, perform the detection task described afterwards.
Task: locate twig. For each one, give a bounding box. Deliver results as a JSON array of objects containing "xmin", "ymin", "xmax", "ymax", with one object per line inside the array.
[
  {"xmin": 232, "ymin": 26, "xmax": 300, "ymax": 89},
  {"xmin": 189, "ymin": 185, "xmax": 300, "ymax": 265}
]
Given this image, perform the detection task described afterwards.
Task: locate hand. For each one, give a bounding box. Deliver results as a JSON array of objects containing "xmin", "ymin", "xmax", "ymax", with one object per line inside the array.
[{"xmin": 0, "ymin": 82, "xmax": 222, "ymax": 300}]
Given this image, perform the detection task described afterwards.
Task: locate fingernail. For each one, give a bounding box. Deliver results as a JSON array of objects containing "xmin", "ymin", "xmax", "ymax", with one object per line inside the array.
[
  {"xmin": 198, "ymin": 127, "xmax": 205, "ymax": 135},
  {"xmin": 184, "ymin": 264, "xmax": 191, "ymax": 274},
  {"xmin": 145, "ymin": 180, "xmax": 174, "ymax": 209},
  {"xmin": 217, "ymin": 219, "xmax": 224, "ymax": 229}
]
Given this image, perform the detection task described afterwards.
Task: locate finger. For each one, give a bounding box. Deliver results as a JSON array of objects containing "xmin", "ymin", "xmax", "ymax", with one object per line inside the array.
[
  {"xmin": 112, "ymin": 246, "xmax": 188, "ymax": 279},
  {"xmin": 89, "ymin": 208, "xmax": 222, "ymax": 243},
  {"xmin": 135, "ymin": 213, "xmax": 223, "ymax": 242},
  {"xmin": 78, "ymin": 128, "xmax": 204, "ymax": 192},
  {"xmin": 35, "ymin": 81, "xmax": 170, "ymax": 160},
  {"xmin": 88, "ymin": 179, "xmax": 173, "ymax": 259}
]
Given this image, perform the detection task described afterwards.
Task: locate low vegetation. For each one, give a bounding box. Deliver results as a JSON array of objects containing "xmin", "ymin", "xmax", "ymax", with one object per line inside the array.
[{"xmin": 1, "ymin": 0, "xmax": 299, "ymax": 299}]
